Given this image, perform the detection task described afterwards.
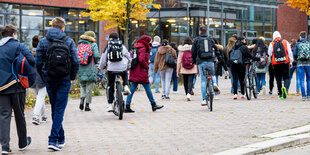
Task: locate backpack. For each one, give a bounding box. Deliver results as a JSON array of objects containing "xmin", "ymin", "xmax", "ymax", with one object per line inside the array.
[
  {"xmin": 165, "ymin": 50, "xmax": 176, "ymax": 68},
  {"xmin": 273, "ymin": 39, "xmax": 287, "ymax": 63},
  {"xmin": 149, "ymin": 46, "xmax": 159, "ymax": 63},
  {"xmin": 198, "ymin": 37, "xmax": 214, "ymax": 59},
  {"xmin": 182, "ymin": 50, "xmax": 194, "ymax": 69},
  {"xmin": 255, "ymin": 49, "xmax": 267, "ymax": 69},
  {"xmin": 46, "ymin": 37, "xmax": 71, "ymax": 78},
  {"xmin": 229, "ymin": 48, "xmax": 243, "ymax": 65},
  {"xmin": 297, "ymin": 40, "xmax": 310, "ymax": 61},
  {"xmin": 107, "ymin": 41, "xmax": 123, "ymax": 62},
  {"xmin": 12, "ymin": 44, "xmax": 36, "ymax": 88},
  {"xmin": 77, "ymin": 41, "xmax": 93, "ymax": 65},
  {"xmin": 130, "ymin": 47, "xmax": 139, "ymax": 70}
]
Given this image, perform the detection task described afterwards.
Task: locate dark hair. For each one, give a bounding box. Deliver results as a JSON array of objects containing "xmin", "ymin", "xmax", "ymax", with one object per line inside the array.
[
  {"xmin": 162, "ymin": 39, "xmax": 169, "ymax": 46},
  {"xmin": 253, "ymin": 39, "xmax": 267, "ymax": 56},
  {"xmin": 109, "ymin": 33, "xmax": 119, "ymax": 40},
  {"xmin": 232, "ymin": 34, "xmax": 238, "ymax": 40},
  {"xmin": 251, "ymin": 38, "xmax": 257, "ymax": 45},
  {"xmin": 170, "ymin": 42, "xmax": 178, "ymax": 52},
  {"xmin": 212, "ymin": 37, "xmax": 219, "ymax": 45},
  {"xmin": 199, "ymin": 26, "xmax": 207, "ymax": 34},
  {"xmin": 300, "ymin": 31, "xmax": 307, "ymax": 38},
  {"xmin": 183, "ymin": 36, "xmax": 193, "ymax": 45},
  {"xmin": 291, "ymin": 39, "xmax": 297, "ymax": 49},
  {"xmin": 32, "ymin": 35, "xmax": 40, "ymax": 48},
  {"xmin": 237, "ymin": 36, "xmax": 245, "ymax": 41},
  {"xmin": 1, "ymin": 24, "xmax": 17, "ymax": 38}
]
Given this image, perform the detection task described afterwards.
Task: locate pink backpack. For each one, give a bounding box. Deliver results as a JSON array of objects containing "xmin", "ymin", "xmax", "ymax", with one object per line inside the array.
[
  {"xmin": 78, "ymin": 42, "xmax": 93, "ymax": 66},
  {"xmin": 182, "ymin": 50, "xmax": 194, "ymax": 69}
]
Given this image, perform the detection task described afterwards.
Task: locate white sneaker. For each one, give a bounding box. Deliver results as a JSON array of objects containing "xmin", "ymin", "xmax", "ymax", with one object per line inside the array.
[
  {"xmin": 241, "ymin": 94, "xmax": 246, "ymax": 99},
  {"xmin": 213, "ymin": 84, "xmax": 221, "ymax": 95},
  {"xmin": 233, "ymin": 94, "xmax": 238, "ymax": 100},
  {"xmin": 186, "ymin": 94, "xmax": 191, "ymax": 101},
  {"xmin": 172, "ymin": 91, "xmax": 179, "ymax": 94},
  {"xmin": 214, "ymin": 95, "xmax": 219, "ymax": 100},
  {"xmin": 201, "ymin": 99, "xmax": 207, "ymax": 106},
  {"xmin": 106, "ymin": 104, "xmax": 113, "ymax": 112},
  {"xmin": 262, "ymin": 86, "xmax": 266, "ymax": 95},
  {"xmin": 124, "ymin": 85, "xmax": 131, "ymax": 95}
]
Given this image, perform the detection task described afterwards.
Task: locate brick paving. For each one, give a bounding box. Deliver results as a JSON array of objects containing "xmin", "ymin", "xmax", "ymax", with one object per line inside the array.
[{"xmin": 7, "ymin": 75, "xmax": 310, "ymax": 155}]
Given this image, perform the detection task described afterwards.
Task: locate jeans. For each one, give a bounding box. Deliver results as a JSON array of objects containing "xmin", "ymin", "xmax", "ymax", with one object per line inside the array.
[
  {"xmin": 228, "ymin": 67, "xmax": 240, "ymax": 94},
  {"xmin": 288, "ymin": 65, "xmax": 300, "ymax": 91},
  {"xmin": 256, "ymin": 73, "xmax": 266, "ymax": 92},
  {"xmin": 46, "ymin": 81, "xmax": 71, "ymax": 143},
  {"xmin": 160, "ymin": 68, "xmax": 174, "ymax": 97},
  {"xmin": 149, "ymin": 63, "xmax": 160, "ymax": 91},
  {"xmin": 298, "ymin": 66, "xmax": 310, "ymax": 97},
  {"xmin": 80, "ymin": 81, "xmax": 94, "ymax": 104},
  {"xmin": 126, "ymin": 82, "xmax": 155, "ymax": 105},
  {"xmin": 193, "ymin": 74, "xmax": 197, "ymax": 89},
  {"xmin": 33, "ymin": 87, "xmax": 47, "ymax": 118},
  {"xmin": 172, "ymin": 70, "xmax": 178, "ymax": 92},
  {"xmin": 198, "ymin": 62, "xmax": 217, "ymax": 100}
]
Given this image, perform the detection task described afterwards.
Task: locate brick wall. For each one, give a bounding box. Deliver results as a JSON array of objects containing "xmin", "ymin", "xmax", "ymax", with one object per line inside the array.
[
  {"xmin": 99, "ymin": 21, "xmax": 118, "ymax": 54},
  {"xmin": 277, "ymin": 0, "xmax": 308, "ymax": 41},
  {"xmin": 1, "ymin": 0, "xmax": 87, "ymax": 8}
]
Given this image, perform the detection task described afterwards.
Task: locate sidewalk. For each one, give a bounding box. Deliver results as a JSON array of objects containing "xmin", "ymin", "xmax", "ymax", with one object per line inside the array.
[{"xmin": 8, "ymin": 75, "xmax": 310, "ymax": 154}]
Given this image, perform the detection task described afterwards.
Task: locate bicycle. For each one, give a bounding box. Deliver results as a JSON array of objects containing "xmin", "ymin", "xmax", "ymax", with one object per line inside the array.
[
  {"xmin": 244, "ymin": 60, "xmax": 258, "ymax": 100},
  {"xmin": 96, "ymin": 69, "xmax": 108, "ymax": 89},
  {"xmin": 107, "ymin": 72, "xmax": 124, "ymax": 120},
  {"xmin": 202, "ymin": 66, "xmax": 214, "ymax": 112}
]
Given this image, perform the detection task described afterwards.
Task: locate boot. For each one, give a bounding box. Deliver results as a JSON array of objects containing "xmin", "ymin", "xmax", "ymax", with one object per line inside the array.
[
  {"xmin": 151, "ymin": 103, "xmax": 164, "ymax": 112},
  {"xmin": 79, "ymin": 97, "xmax": 85, "ymax": 110},
  {"xmin": 85, "ymin": 103, "xmax": 91, "ymax": 111},
  {"xmin": 124, "ymin": 105, "xmax": 135, "ymax": 113}
]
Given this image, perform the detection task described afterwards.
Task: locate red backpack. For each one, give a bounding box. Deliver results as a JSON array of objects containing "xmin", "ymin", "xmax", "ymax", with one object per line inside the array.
[{"xmin": 182, "ymin": 50, "xmax": 194, "ymax": 69}]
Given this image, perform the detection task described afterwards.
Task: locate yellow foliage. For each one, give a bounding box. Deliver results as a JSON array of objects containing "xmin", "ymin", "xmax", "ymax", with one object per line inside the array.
[
  {"xmin": 287, "ymin": 0, "xmax": 310, "ymax": 15},
  {"xmin": 82, "ymin": 0, "xmax": 161, "ymax": 30}
]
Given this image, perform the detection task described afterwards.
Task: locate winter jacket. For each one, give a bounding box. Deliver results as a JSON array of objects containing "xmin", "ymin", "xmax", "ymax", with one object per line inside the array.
[
  {"xmin": 36, "ymin": 28, "xmax": 80, "ymax": 82},
  {"xmin": 191, "ymin": 33, "xmax": 222, "ymax": 64},
  {"xmin": 98, "ymin": 39, "xmax": 131, "ymax": 72},
  {"xmin": 154, "ymin": 45, "xmax": 177, "ymax": 73},
  {"xmin": 229, "ymin": 40, "xmax": 261, "ymax": 66},
  {"xmin": 293, "ymin": 38, "xmax": 310, "ymax": 66},
  {"xmin": 215, "ymin": 44, "xmax": 228, "ymax": 76},
  {"xmin": 129, "ymin": 38, "xmax": 152, "ymax": 83},
  {"xmin": 177, "ymin": 44, "xmax": 198, "ymax": 75},
  {"xmin": 149, "ymin": 42, "xmax": 161, "ymax": 63},
  {"xmin": 0, "ymin": 37, "xmax": 35, "ymax": 94},
  {"xmin": 78, "ymin": 35, "xmax": 100, "ymax": 83},
  {"xmin": 31, "ymin": 48, "xmax": 45, "ymax": 89},
  {"xmin": 253, "ymin": 45, "xmax": 269, "ymax": 74}
]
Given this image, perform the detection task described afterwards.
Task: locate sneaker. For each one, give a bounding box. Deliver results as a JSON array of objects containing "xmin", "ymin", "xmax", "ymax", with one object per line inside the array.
[
  {"xmin": 302, "ymin": 97, "xmax": 307, "ymax": 101},
  {"xmin": 41, "ymin": 116, "xmax": 47, "ymax": 123},
  {"xmin": 19, "ymin": 137, "xmax": 31, "ymax": 151},
  {"xmin": 161, "ymin": 95, "xmax": 166, "ymax": 99},
  {"xmin": 123, "ymin": 85, "xmax": 131, "ymax": 95},
  {"xmin": 172, "ymin": 91, "xmax": 178, "ymax": 94},
  {"xmin": 279, "ymin": 96, "xmax": 284, "ymax": 100},
  {"xmin": 48, "ymin": 142, "xmax": 62, "ymax": 151},
  {"xmin": 190, "ymin": 90, "xmax": 194, "ymax": 95},
  {"xmin": 269, "ymin": 91, "xmax": 272, "ymax": 95},
  {"xmin": 58, "ymin": 140, "xmax": 65, "ymax": 148},
  {"xmin": 233, "ymin": 94, "xmax": 238, "ymax": 100},
  {"xmin": 106, "ymin": 104, "xmax": 113, "ymax": 112},
  {"xmin": 307, "ymin": 96, "xmax": 310, "ymax": 101},
  {"xmin": 201, "ymin": 99, "xmax": 207, "ymax": 106},
  {"xmin": 165, "ymin": 96, "xmax": 170, "ymax": 100},
  {"xmin": 262, "ymin": 86, "xmax": 266, "ymax": 95},
  {"xmin": 214, "ymin": 95, "xmax": 219, "ymax": 100},
  {"xmin": 186, "ymin": 94, "xmax": 191, "ymax": 101},
  {"xmin": 32, "ymin": 116, "xmax": 40, "ymax": 125},
  {"xmin": 213, "ymin": 84, "xmax": 221, "ymax": 95},
  {"xmin": 297, "ymin": 89, "xmax": 301, "ymax": 96},
  {"xmin": 124, "ymin": 105, "xmax": 135, "ymax": 113},
  {"xmin": 281, "ymin": 87, "xmax": 287, "ymax": 99},
  {"xmin": 1, "ymin": 149, "xmax": 11, "ymax": 154},
  {"xmin": 155, "ymin": 89, "xmax": 160, "ymax": 93},
  {"xmin": 241, "ymin": 95, "xmax": 245, "ymax": 99}
]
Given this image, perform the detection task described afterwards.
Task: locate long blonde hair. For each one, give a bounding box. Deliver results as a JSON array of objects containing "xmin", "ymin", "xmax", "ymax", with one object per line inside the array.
[{"xmin": 225, "ymin": 37, "xmax": 237, "ymax": 57}]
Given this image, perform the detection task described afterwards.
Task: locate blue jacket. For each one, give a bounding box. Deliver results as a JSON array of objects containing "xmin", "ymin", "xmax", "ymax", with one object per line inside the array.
[
  {"xmin": 0, "ymin": 37, "xmax": 35, "ymax": 93},
  {"xmin": 293, "ymin": 38, "xmax": 310, "ymax": 66},
  {"xmin": 36, "ymin": 28, "xmax": 79, "ymax": 82}
]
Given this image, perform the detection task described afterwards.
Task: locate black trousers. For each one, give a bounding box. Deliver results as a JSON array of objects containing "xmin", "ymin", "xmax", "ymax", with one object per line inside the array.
[
  {"xmin": 183, "ymin": 74, "xmax": 195, "ymax": 94},
  {"xmin": 273, "ymin": 63, "xmax": 290, "ymax": 97},
  {"xmin": 107, "ymin": 71, "xmax": 128, "ymax": 103},
  {"xmin": 268, "ymin": 64, "xmax": 275, "ymax": 92},
  {"xmin": 0, "ymin": 92, "xmax": 27, "ymax": 150},
  {"xmin": 231, "ymin": 64, "xmax": 246, "ymax": 95}
]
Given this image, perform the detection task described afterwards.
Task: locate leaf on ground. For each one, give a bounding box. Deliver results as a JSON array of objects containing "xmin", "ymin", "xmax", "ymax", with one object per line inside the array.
[
  {"xmin": 173, "ymin": 111, "xmax": 177, "ymax": 113},
  {"xmin": 291, "ymin": 107, "xmax": 295, "ymax": 110},
  {"xmin": 140, "ymin": 110, "xmax": 144, "ymax": 112},
  {"xmin": 270, "ymin": 96, "xmax": 274, "ymax": 98},
  {"xmin": 261, "ymin": 98, "xmax": 267, "ymax": 100},
  {"xmin": 130, "ymin": 122, "xmax": 135, "ymax": 124},
  {"xmin": 131, "ymin": 103, "xmax": 134, "ymax": 106},
  {"xmin": 220, "ymin": 115, "xmax": 224, "ymax": 117}
]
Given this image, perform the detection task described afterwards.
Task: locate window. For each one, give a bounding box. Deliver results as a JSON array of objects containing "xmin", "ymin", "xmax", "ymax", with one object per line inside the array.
[
  {"xmin": 0, "ymin": 3, "xmax": 19, "ymax": 14},
  {"xmin": 44, "ymin": 7, "xmax": 60, "ymax": 16},
  {"xmin": 22, "ymin": 5, "xmax": 43, "ymax": 16},
  {"xmin": 21, "ymin": 16, "xmax": 43, "ymax": 29},
  {"xmin": 5, "ymin": 14, "xmax": 20, "ymax": 27}
]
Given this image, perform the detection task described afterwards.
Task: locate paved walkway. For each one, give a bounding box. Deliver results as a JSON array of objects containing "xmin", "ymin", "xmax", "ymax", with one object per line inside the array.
[{"xmin": 8, "ymin": 75, "xmax": 310, "ymax": 154}]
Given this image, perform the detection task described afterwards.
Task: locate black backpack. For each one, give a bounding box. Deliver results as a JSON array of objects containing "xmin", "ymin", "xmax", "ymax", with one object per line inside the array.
[
  {"xmin": 273, "ymin": 39, "xmax": 287, "ymax": 63},
  {"xmin": 130, "ymin": 47, "xmax": 139, "ymax": 70},
  {"xmin": 107, "ymin": 41, "xmax": 123, "ymax": 62},
  {"xmin": 46, "ymin": 37, "xmax": 71, "ymax": 78},
  {"xmin": 229, "ymin": 48, "xmax": 243, "ymax": 65},
  {"xmin": 198, "ymin": 37, "xmax": 214, "ymax": 59},
  {"xmin": 256, "ymin": 49, "xmax": 267, "ymax": 69},
  {"xmin": 165, "ymin": 50, "xmax": 176, "ymax": 68}
]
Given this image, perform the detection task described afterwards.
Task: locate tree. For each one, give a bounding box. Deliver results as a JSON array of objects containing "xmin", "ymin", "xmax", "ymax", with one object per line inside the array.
[
  {"xmin": 82, "ymin": 0, "xmax": 161, "ymax": 48},
  {"xmin": 287, "ymin": 0, "xmax": 310, "ymax": 15}
]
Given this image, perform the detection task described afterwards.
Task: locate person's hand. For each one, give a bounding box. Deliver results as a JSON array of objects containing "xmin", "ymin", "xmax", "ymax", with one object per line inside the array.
[
  {"xmin": 260, "ymin": 58, "xmax": 265, "ymax": 62},
  {"xmin": 177, "ymin": 73, "xmax": 179, "ymax": 78},
  {"xmin": 226, "ymin": 71, "xmax": 229, "ymax": 77},
  {"xmin": 289, "ymin": 64, "xmax": 293, "ymax": 68}
]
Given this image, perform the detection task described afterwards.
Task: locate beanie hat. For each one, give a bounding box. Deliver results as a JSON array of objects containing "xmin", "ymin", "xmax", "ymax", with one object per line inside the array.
[
  {"xmin": 83, "ymin": 31, "xmax": 96, "ymax": 38},
  {"xmin": 153, "ymin": 36, "xmax": 161, "ymax": 43},
  {"xmin": 139, "ymin": 35, "xmax": 152, "ymax": 43}
]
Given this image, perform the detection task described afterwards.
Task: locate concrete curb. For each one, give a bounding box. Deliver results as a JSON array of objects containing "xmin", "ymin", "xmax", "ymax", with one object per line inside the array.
[
  {"xmin": 212, "ymin": 133, "xmax": 310, "ymax": 155},
  {"xmin": 261, "ymin": 125, "xmax": 310, "ymax": 138}
]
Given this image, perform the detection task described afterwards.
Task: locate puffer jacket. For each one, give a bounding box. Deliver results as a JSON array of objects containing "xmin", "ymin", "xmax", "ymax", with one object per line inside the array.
[
  {"xmin": 154, "ymin": 45, "xmax": 177, "ymax": 73},
  {"xmin": 78, "ymin": 35, "xmax": 100, "ymax": 83},
  {"xmin": 177, "ymin": 44, "xmax": 197, "ymax": 75}
]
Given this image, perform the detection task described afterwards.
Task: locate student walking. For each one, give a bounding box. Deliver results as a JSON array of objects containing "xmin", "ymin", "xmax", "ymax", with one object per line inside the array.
[
  {"xmin": 149, "ymin": 36, "xmax": 161, "ymax": 93},
  {"xmin": 77, "ymin": 31, "xmax": 100, "ymax": 111},
  {"xmin": 170, "ymin": 42, "xmax": 179, "ymax": 93},
  {"xmin": 288, "ymin": 39, "xmax": 300, "ymax": 95},
  {"xmin": 36, "ymin": 17, "xmax": 80, "ymax": 151},
  {"xmin": 125, "ymin": 35, "xmax": 164, "ymax": 112},
  {"xmin": 0, "ymin": 24, "xmax": 33, "ymax": 154},
  {"xmin": 176, "ymin": 37, "xmax": 197, "ymax": 101},
  {"xmin": 31, "ymin": 36, "xmax": 48, "ymax": 125},
  {"xmin": 268, "ymin": 31, "xmax": 294, "ymax": 99},
  {"xmin": 154, "ymin": 39, "xmax": 177, "ymax": 100}
]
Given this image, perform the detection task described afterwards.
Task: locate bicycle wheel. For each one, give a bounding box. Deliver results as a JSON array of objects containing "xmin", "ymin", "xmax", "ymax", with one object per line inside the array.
[
  {"xmin": 116, "ymin": 82, "xmax": 124, "ymax": 120},
  {"xmin": 244, "ymin": 74, "xmax": 252, "ymax": 100},
  {"xmin": 252, "ymin": 74, "xmax": 258, "ymax": 99}
]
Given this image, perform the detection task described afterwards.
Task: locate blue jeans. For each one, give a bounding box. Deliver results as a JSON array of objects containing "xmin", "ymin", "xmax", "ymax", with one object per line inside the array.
[
  {"xmin": 256, "ymin": 73, "xmax": 266, "ymax": 92},
  {"xmin": 126, "ymin": 82, "xmax": 155, "ymax": 105},
  {"xmin": 172, "ymin": 70, "xmax": 178, "ymax": 91},
  {"xmin": 298, "ymin": 66, "xmax": 310, "ymax": 97},
  {"xmin": 193, "ymin": 74, "xmax": 197, "ymax": 89},
  {"xmin": 198, "ymin": 62, "xmax": 217, "ymax": 100},
  {"xmin": 149, "ymin": 63, "xmax": 160, "ymax": 91},
  {"xmin": 288, "ymin": 65, "xmax": 300, "ymax": 91},
  {"xmin": 46, "ymin": 81, "xmax": 71, "ymax": 143},
  {"xmin": 228, "ymin": 67, "xmax": 240, "ymax": 94}
]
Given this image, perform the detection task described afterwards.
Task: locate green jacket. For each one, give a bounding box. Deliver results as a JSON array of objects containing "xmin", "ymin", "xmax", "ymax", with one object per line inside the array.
[{"xmin": 78, "ymin": 36, "xmax": 100, "ymax": 83}]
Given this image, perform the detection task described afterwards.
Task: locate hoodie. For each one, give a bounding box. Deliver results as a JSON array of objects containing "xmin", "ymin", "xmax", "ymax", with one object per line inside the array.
[
  {"xmin": 154, "ymin": 45, "xmax": 177, "ymax": 73},
  {"xmin": 267, "ymin": 31, "xmax": 294, "ymax": 65},
  {"xmin": 229, "ymin": 40, "xmax": 261, "ymax": 66}
]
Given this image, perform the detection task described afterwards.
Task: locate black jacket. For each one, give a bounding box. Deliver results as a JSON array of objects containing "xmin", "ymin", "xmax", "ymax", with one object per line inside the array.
[{"xmin": 229, "ymin": 40, "xmax": 260, "ymax": 66}]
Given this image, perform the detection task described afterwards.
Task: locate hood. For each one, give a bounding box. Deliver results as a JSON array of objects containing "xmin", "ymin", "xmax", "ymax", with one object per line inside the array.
[
  {"xmin": 135, "ymin": 39, "xmax": 151, "ymax": 52},
  {"xmin": 46, "ymin": 28, "xmax": 66, "ymax": 40},
  {"xmin": 178, "ymin": 44, "xmax": 192, "ymax": 52},
  {"xmin": 0, "ymin": 37, "xmax": 14, "ymax": 46},
  {"xmin": 273, "ymin": 31, "xmax": 281, "ymax": 40},
  {"xmin": 158, "ymin": 45, "xmax": 172, "ymax": 54},
  {"xmin": 234, "ymin": 40, "xmax": 244, "ymax": 48},
  {"xmin": 79, "ymin": 35, "xmax": 96, "ymax": 42},
  {"xmin": 152, "ymin": 42, "xmax": 161, "ymax": 47}
]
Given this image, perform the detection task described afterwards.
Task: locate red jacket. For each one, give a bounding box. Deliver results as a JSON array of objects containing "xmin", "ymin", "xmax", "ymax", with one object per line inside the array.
[{"xmin": 129, "ymin": 39, "xmax": 151, "ymax": 83}]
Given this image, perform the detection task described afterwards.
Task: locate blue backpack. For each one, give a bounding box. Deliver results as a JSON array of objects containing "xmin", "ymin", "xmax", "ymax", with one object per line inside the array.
[{"xmin": 149, "ymin": 46, "xmax": 159, "ymax": 63}]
